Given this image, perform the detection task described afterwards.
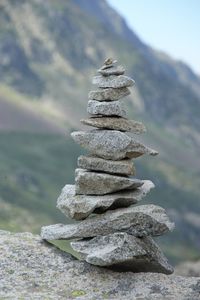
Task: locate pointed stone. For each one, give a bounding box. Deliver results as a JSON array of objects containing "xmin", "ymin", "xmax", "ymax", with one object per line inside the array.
[
  {"xmin": 75, "ymin": 168, "xmax": 143, "ymax": 195},
  {"xmin": 71, "ymin": 130, "xmax": 158, "ymax": 160},
  {"xmin": 71, "ymin": 233, "xmax": 174, "ymax": 274},
  {"xmin": 78, "ymin": 155, "xmax": 136, "ymax": 175},
  {"xmin": 87, "ymin": 100, "xmax": 126, "ymax": 117},
  {"xmin": 92, "ymin": 75, "xmax": 135, "ymax": 88},
  {"xmin": 98, "ymin": 65, "xmax": 125, "ymax": 76},
  {"xmin": 81, "ymin": 117, "xmax": 146, "ymax": 133},
  {"xmin": 89, "ymin": 87, "xmax": 130, "ymax": 101},
  {"xmin": 41, "ymin": 204, "xmax": 175, "ymax": 240},
  {"xmin": 57, "ymin": 181, "xmax": 154, "ymax": 220}
]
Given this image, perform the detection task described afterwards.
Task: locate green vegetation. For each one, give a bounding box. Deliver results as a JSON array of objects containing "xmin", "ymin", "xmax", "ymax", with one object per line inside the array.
[{"xmin": 0, "ymin": 132, "xmax": 81, "ymax": 232}]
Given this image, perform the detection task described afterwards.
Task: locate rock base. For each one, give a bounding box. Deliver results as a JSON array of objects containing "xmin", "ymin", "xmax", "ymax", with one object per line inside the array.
[{"xmin": 1, "ymin": 231, "xmax": 199, "ymax": 300}]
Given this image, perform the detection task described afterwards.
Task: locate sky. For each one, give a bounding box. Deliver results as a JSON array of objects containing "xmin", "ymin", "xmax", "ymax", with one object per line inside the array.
[{"xmin": 108, "ymin": 0, "xmax": 199, "ymax": 75}]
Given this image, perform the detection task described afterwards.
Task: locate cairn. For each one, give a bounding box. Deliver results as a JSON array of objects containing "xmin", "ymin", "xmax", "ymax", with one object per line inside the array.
[{"xmin": 41, "ymin": 58, "xmax": 174, "ymax": 274}]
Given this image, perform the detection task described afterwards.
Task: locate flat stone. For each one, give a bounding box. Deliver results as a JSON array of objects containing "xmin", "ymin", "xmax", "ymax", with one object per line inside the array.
[
  {"xmin": 98, "ymin": 65, "xmax": 125, "ymax": 76},
  {"xmin": 81, "ymin": 117, "xmax": 146, "ymax": 133},
  {"xmin": 92, "ymin": 75, "xmax": 135, "ymax": 88},
  {"xmin": 78, "ymin": 155, "xmax": 136, "ymax": 175},
  {"xmin": 71, "ymin": 232, "xmax": 174, "ymax": 274},
  {"xmin": 41, "ymin": 204, "xmax": 175, "ymax": 240},
  {"xmin": 57, "ymin": 181, "xmax": 155, "ymax": 220},
  {"xmin": 88, "ymin": 87, "xmax": 130, "ymax": 101},
  {"xmin": 75, "ymin": 168, "xmax": 143, "ymax": 195},
  {"xmin": 100, "ymin": 63, "xmax": 114, "ymax": 70},
  {"xmin": 71, "ymin": 130, "xmax": 158, "ymax": 160},
  {"xmin": 2, "ymin": 231, "xmax": 199, "ymax": 300},
  {"xmin": 87, "ymin": 100, "xmax": 126, "ymax": 117}
]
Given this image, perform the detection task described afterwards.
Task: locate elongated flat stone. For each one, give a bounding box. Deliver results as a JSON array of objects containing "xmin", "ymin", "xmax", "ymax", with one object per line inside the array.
[
  {"xmin": 81, "ymin": 117, "xmax": 146, "ymax": 133},
  {"xmin": 100, "ymin": 63, "xmax": 114, "ymax": 70},
  {"xmin": 57, "ymin": 181, "xmax": 154, "ymax": 220},
  {"xmin": 75, "ymin": 168, "xmax": 143, "ymax": 195},
  {"xmin": 98, "ymin": 65, "xmax": 125, "ymax": 76},
  {"xmin": 92, "ymin": 75, "xmax": 135, "ymax": 88},
  {"xmin": 71, "ymin": 233, "xmax": 174, "ymax": 274},
  {"xmin": 71, "ymin": 130, "xmax": 158, "ymax": 160},
  {"xmin": 78, "ymin": 155, "xmax": 135, "ymax": 175},
  {"xmin": 87, "ymin": 100, "xmax": 126, "ymax": 117},
  {"xmin": 41, "ymin": 204, "xmax": 175, "ymax": 240},
  {"xmin": 88, "ymin": 87, "xmax": 130, "ymax": 101}
]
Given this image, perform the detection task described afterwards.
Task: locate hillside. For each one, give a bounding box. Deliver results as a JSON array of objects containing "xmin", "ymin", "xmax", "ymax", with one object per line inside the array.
[{"xmin": 0, "ymin": 0, "xmax": 200, "ymax": 263}]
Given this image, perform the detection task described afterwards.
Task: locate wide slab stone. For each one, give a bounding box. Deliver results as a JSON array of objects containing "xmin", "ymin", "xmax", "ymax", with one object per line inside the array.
[
  {"xmin": 41, "ymin": 204, "xmax": 175, "ymax": 240},
  {"xmin": 92, "ymin": 75, "xmax": 135, "ymax": 88},
  {"xmin": 88, "ymin": 87, "xmax": 130, "ymax": 101},
  {"xmin": 75, "ymin": 168, "xmax": 143, "ymax": 195},
  {"xmin": 98, "ymin": 65, "xmax": 125, "ymax": 76},
  {"xmin": 78, "ymin": 155, "xmax": 136, "ymax": 175},
  {"xmin": 81, "ymin": 117, "xmax": 146, "ymax": 133},
  {"xmin": 2, "ymin": 231, "xmax": 199, "ymax": 300},
  {"xmin": 57, "ymin": 181, "xmax": 154, "ymax": 220},
  {"xmin": 71, "ymin": 232, "xmax": 174, "ymax": 274},
  {"xmin": 71, "ymin": 130, "xmax": 158, "ymax": 160},
  {"xmin": 87, "ymin": 100, "xmax": 126, "ymax": 117}
]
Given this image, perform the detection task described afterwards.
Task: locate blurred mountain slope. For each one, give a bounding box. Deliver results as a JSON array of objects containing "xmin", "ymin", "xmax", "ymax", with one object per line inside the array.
[
  {"xmin": 0, "ymin": 0, "xmax": 200, "ymax": 263},
  {"xmin": 1, "ymin": 0, "xmax": 200, "ymax": 135}
]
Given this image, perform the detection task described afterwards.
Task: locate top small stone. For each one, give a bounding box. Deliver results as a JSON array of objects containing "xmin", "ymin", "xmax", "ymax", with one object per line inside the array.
[
  {"xmin": 105, "ymin": 58, "xmax": 114, "ymax": 65},
  {"xmin": 100, "ymin": 58, "xmax": 117, "ymax": 70}
]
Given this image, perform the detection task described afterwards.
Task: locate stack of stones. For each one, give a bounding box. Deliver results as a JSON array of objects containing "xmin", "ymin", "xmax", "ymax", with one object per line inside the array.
[{"xmin": 41, "ymin": 58, "xmax": 175, "ymax": 274}]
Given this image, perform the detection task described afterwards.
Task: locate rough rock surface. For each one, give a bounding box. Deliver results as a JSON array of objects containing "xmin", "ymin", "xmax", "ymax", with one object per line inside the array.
[
  {"xmin": 71, "ymin": 130, "xmax": 158, "ymax": 160},
  {"xmin": 75, "ymin": 168, "xmax": 143, "ymax": 195},
  {"xmin": 57, "ymin": 181, "xmax": 154, "ymax": 220},
  {"xmin": 98, "ymin": 65, "xmax": 125, "ymax": 76},
  {"xmin": 78, "ymin": 155, "xmax": 136, "ymax": 175},
  {"xmin": 89, "ymin": 87, "xmax": 130, "ymax": 101},
  {"xmin": 87, "ymin": 100, "xmax": 126, "ymax": 117},
  {"xmin": 41, "ymin": 204, "xmax": 174, "ymax": 240},
  {"xmin": 92, "ymin": 75, "xmax": 135, "ymax": 88},
  {"xmin": 81, "ymin": 117, "xmax": 146, "ymax": 133},
  {"xmin": 1, "ymin": 230, "xmax": 199, "ymax": 300},
  {"xmin": 71, "ymin": 232, "xmax": 173, "ymax": 274}
]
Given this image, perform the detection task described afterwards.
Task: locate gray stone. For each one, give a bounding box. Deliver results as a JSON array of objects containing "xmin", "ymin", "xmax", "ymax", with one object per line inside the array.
[
  {"xmin": 71, "ymin": 130, "xmax": 158, "ymax": 160},
  {"xmin": 87, "ymin": 100, "xmax": 126, "ymax": 117},
  {"xmin": 41, "ymin": 204, "xmax": 175, "ymax": 240},
  {"xmin": 88, "ymin": 87, "xmax": 130, "ymax": 101},
  {"xmin": 1, "ymin": 230, "xmax": 199, "ymax": 300},
  {"xmin": 57, "ymin": 181, "xmax": 154, "ymax": 220},
  {"xmin": 75, "ymin": 168, "xmax": 143, "ymax": 195},
  {"xmin": 92, "ymin": 75, "xmax": 135, "ymax": 88},
  {"xmin": 78, "ymin": 155, "xmax": 136, "ymax": 175},
  {"xmin": 98, "ymin": 65, "xmax": 125, "ymax": 76},
  {"xmin": 100, "ymin": 63, "xmax": 114, "ymax": 70},
  {"xmin": 100, "ymin": 58, "xmax": 117, "ymax": 70},
  {"xmin": 81, "ymin": 117, "xmax": 146, "ymax": 133},
  {"xmin": 71, "ymin": 232, "xmax": 174, "ymax": 274}
]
